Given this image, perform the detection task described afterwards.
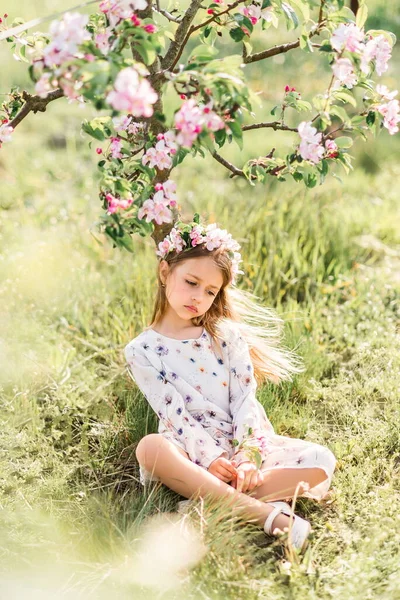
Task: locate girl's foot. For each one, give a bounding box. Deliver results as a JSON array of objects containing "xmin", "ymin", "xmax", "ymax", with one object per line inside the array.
[{"xmin": 264, "ymin": 501, "xmax": 311, "ymax": 553}]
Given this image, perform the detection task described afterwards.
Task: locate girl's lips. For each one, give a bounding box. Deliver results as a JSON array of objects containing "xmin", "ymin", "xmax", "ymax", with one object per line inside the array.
[{"xmin": 185, "ymin": 305, "xmax": 198, "ymax": 313}]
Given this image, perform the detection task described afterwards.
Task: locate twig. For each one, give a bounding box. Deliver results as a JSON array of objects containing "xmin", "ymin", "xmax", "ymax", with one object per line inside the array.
[
  {"xmin": 9, "ymin": 89, "xmax": 64, "ymax": 130},
  {"xmin": 191, "ymin": 0, "xmax": 247, "ymax": 33},
  {"xmin": 242, "ymin": 121, "xmax": 298, "ymax": 133},
  {"xmin": 153, "ymin": 6, "xmax": 182, "ymax": 23},
  {"xmin": 244, "ymin": 39, "xmax": 301, "ymax": 64},
  {"xmin": 212, "ymin": 149, "xmax": 245, "ymax": 178},
  {"xmin": 0, "ymin": 0, "xmax": 99, "ymax": 42}
]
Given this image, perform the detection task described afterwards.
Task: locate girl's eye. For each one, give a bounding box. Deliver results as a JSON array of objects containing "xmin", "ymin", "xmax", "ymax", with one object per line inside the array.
[{"xmin": 185, "ymin": 280, "xmax": 216, "ymax": 297}]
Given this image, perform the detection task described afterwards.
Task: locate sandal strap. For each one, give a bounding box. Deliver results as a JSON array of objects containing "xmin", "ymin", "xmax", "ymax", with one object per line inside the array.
[{"xmin": 264, "ymin": 506, "xmax": 284, "ymax": 536}]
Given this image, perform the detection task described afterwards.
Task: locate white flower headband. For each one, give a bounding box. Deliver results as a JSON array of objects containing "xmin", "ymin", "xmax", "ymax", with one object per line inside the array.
[{"xmin": 156, "ymin": 214, "xmax": 243, "ymax": 284}]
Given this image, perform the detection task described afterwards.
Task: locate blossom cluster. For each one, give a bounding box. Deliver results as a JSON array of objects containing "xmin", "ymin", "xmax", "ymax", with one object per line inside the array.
[
  {"xmin": 238, "ymin": 3, "xmax": 276, "ymax": 26},
  {"xmin": 137, "ymin": 180, "xmax": 177, "ymax": 224},
  {"xmin": 106, "ymin": 66, "xmax": 158, "ymax": 118},
  {"xmin": 140, "ymin": 99, "xmax": 226, "ymax": 173},
  {"xmin": 156, "ymin": 221, "xmax": 243, "ymax": 283},
  {"xmin": 0, "ymin": 120, "xmax": 13, "ymax": 146},
  {"xmin": 330, "ymin": 23, "xmax": 393, "ymax": 90},
  {"xmin": 42, "ymin": 12, "xmax": 91, "ymax": 68},
  {"xmin": 174, "ymin": 99, "xmax": 225, "ymax": 148},
  {"xmin": 298, "ymin": 121, "xmax": 338, "ymax": 164},
  {"xmin": 376, "ymin": 86, "xmax": 400, "ymax": 135},
  {"xmin": 142, "ymin": 132, "xmax": 178, "ymax": 170},
  {"xmin": 99, "ymin": 0, "xmax": 147, "ymax": 28},
  {"xmin": 106, "ymin": 192, "xmax": 133, "ymax": 214}
]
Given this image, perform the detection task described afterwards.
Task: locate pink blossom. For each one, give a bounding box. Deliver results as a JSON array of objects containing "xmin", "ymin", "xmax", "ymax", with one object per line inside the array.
[
  {"xmin": 112, "ymin": 115, "xmax": 132, "ymax": 131},
  {"xmin": 156, "ymin": 238, "xmax": 174, "ymax": 257},
  {"xmin": 142, "ymin": 139, "xmax": 173, "ymax": 170},
  {"xmin": 163, "ymin": 130, "xmax": 178, "ymax": 153},
  {"xmin": 261, "ymin": 7, "xmax": 276, "ymax": 23},
  {"xmin": 143, "ymin": 23, "xmax": 157, "ymax": 33},
  {"xmin": 35, "ymin": 72, "xmax": 56, "ymax": 98},
  {"xmin": 174, "ymin": 99, "xmax": 224, "ymax": 148},
  {"xmin": 106, "ymin": 192, "xmax": 133, "ymax": 214},
  {"xmin": 190, "ymin": 224, "xmax": 206, "ymax": 247},
  {"xmin": 0, "ymin": 123, "xmax": 13, "ymax": 145},
  {"xmin": 99, "ymin": 0, "xmax": 148, "ymax": 27},
  {"xmin": 59, "ymin": 71, "xmax": 84, "ymax": 102},
  {"xmin": 138, "ymin": 198, "xmax": 173, "ymax": 224},
  {"xmin": 110, "ymin": 136, "xmax": 123, "ymax": 158},
  {"xmin": 162, "ymin": 179, "xmax": 177, "ymax": 201},
  {"xmin": 325, "ymin": 139, "xmax": 339, "ymax": 158},
  {"xmin": 298, "ymin": 121, "xmax": 324, "ymax": 164},
  {"xmin": 239, "ymin": 4, "xmax": 261, "ymax": 25},
  {"xmin": 377, "ymin": 99, "xmax": 400, "ymax": 135},
  {"xmin": 95, "ymin": 31, "xmax": 111, "ymax": 55},
  {"xmin": 361, "ymin": 35, "xmax": 392, "ymax": 76},
  {"xmin": 331, "ymin": 23, "xmax": 364, "ymax": 53},
  {"xmin": 43, "ymin": 12, "xmax": 90, "ymax": 68},
  {"xmin": 106, "ymin": 67, "xmax": 157, "ymax": 117},
  {"xmin": 96, "ymin": 147, "xmax": 103, "ymax": 154},
  {"xmin": 332, "ymin": 58, "xmax": 358, "ymax": 89},
  {"xmin": 169, "ymin": 227, "xmax": 187, "ymax": 252},
  {"xmin": 376, "ymin": 85, "xmax": 398, "ymax": 101}
]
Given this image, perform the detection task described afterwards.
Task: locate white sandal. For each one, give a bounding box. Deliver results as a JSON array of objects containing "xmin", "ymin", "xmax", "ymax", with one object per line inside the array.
[{"xmin": 264, "ymin": 501, "xmax": 311, "ymax": 553}]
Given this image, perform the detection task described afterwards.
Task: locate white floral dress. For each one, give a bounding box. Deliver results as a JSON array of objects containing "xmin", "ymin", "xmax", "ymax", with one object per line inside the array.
[{"xmin": 124, "ymin": 320, "xmax": 336, "ymax": 501}]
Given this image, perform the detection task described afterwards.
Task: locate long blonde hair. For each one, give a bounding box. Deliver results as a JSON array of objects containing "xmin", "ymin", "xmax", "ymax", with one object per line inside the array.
[{"xmin": 149, "ymin": 245, "xmax": 303, "ymax": 385}]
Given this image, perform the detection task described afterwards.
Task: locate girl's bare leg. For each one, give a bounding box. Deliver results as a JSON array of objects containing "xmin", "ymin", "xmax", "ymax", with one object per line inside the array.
[
  {"xmin": 250, "ymin": 467, "xmax": 328, "ymax": 503},
  {"xmin": 136, "ymin": 434, "xmax": 290, "ymax": 532}
]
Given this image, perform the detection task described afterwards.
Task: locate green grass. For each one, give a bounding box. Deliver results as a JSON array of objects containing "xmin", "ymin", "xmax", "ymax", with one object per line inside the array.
[{"xmin": 1, "ymin": 1, "xmax": 400, "ymax": 598}]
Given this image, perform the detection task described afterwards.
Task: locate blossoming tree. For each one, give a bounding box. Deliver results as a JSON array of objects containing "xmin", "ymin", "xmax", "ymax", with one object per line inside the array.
[{"xmin": 0, "ymin": 0, "xmax": 398, "ymax": 253}]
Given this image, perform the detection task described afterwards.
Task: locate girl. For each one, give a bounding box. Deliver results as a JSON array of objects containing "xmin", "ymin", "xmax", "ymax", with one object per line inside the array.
[{"xmin": 124, "ymin": 216, "xmax": 336, "ymax": 553}]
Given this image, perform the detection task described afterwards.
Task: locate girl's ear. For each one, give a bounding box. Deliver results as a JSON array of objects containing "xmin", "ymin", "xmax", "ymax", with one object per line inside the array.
[{"xmin": 159, "ymin": 260, "xmax": 170, "ymax": 285}]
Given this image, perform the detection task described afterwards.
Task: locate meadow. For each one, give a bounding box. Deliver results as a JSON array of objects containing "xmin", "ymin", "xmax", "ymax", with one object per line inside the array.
[{"xmin": 0, "ymin": 1, "xmax": 400, "ymax": 598}]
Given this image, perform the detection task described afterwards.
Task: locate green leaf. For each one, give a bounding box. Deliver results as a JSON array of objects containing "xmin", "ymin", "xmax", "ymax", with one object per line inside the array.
[
  {"xmin": 335, "ymin": 136, "xmax": 353, "ymax": 149},
  {"xmin": 188, "ymin": 44, "xmax": 219, "ymax": 62},
  {"xmin": 366, "ymin": 111, "xmax": 375, "ymax": 127},
  {"xmin": 281, "ymin": 2, "xmax": 299, "ymax": 30},
  {"xmin": 292, "ymin": 170, "xmax": 303, "ymax": 182},
  {"xmin": 356, "ymin": 4, "xmax": 368, "ymax": 28},
  {"xmin": 82, "ymin": 117, "xmax": 112, "ymax": 141},
  {"xmin": 329, "ymin": 104, "xmax": 350, "ymax": 123},
  {"xmin": 288, "ymin": 0, "xmax": 310, "ymax": 21},
  {"xmin": 214, "ymin": 128, "xmax": 227, "ymax": 148},
  {"xmin": 229, "ymin": 27, "xmax": 246, "ymax": 42},
  {"xmin": 333, "ymin": 90, "xmax": 357, "ymax": 107},
  {"xmin": 118, "ymin": 231, "xmax": 135, "ymax": 252},
  {"xmin": 305, "ymin": 172, "xmax": 318, "ymax": 188}
]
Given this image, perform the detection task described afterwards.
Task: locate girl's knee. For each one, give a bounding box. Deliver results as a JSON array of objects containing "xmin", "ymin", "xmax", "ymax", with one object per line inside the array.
[{"xmin": 136, "ymin": 433, "xmax": 163, "ymax": 469}]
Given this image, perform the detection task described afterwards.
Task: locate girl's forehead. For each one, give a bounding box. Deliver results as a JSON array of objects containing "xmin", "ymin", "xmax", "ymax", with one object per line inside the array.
[{"xmin": 179, "ymin": 257, "xmax": 224, "ymax": 285}]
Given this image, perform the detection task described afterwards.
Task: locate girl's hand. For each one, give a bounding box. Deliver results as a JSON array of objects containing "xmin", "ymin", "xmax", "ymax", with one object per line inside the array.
[
  {"xmin": 230, "ymin": 461, "xmax": 264, "ymax": 493},
  {"xmin": 208, "ymin": 456, "xmax": 237, "ymax": 483}
]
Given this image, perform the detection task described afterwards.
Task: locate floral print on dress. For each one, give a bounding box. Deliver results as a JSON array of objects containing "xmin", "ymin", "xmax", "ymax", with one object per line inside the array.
[{"xmin": 125, "ymin": 320, "xmax": 336, "ymax": 500}]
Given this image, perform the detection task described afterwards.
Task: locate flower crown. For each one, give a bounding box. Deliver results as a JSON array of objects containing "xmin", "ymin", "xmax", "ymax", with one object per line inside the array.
[{"xmin": 156, "ymin": 214, "xmax": 243, "ymax": 284}]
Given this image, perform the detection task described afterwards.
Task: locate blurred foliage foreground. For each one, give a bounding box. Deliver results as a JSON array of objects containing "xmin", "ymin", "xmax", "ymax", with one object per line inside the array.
[{"xmin": 1, "ymin": 10, "xmax": 400, "ymax": 598}]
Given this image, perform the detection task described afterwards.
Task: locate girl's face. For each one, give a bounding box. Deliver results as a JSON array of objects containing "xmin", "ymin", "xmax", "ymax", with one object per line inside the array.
[{"xmin": 160, "ymin": 256, "xmax": 224, "ymax": 321}]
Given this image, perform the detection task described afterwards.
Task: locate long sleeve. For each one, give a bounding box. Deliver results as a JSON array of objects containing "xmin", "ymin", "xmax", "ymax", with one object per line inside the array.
[
  {"xmin": 227, "ymin": 325, "xmax": 274, "ymax": 467},
  {"xmin": 124, "ymin": 342, "xmax": 228, "ymax": 469}
]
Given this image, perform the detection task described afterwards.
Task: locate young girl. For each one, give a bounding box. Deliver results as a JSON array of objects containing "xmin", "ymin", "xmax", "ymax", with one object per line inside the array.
[{"xmin": 124, "ymin": 216, "xmax": 336, "ymax": 553}]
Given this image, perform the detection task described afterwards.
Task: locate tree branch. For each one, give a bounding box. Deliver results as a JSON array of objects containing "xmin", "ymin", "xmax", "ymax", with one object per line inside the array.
[
  {"xmin": 161, "ymin": 0, "xmax": 204, "ymax": 71},
  {"xmin": 242, "ymin": 121, "xmax": 298, "ymax": 132},
  {"xmin": 9, "ymin": 89, "xmax": 64, "ymax": 130},
  {"xmin": 212, "ymin": 150, "xmax": 245, "ymax": 178},
  {"xmin": 153, "ymin": 7, "xmax": 182, "ymax": 23},
  {"xmin": 243, "ymin": 39, "xmax": 301, "ymax": 64}
]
